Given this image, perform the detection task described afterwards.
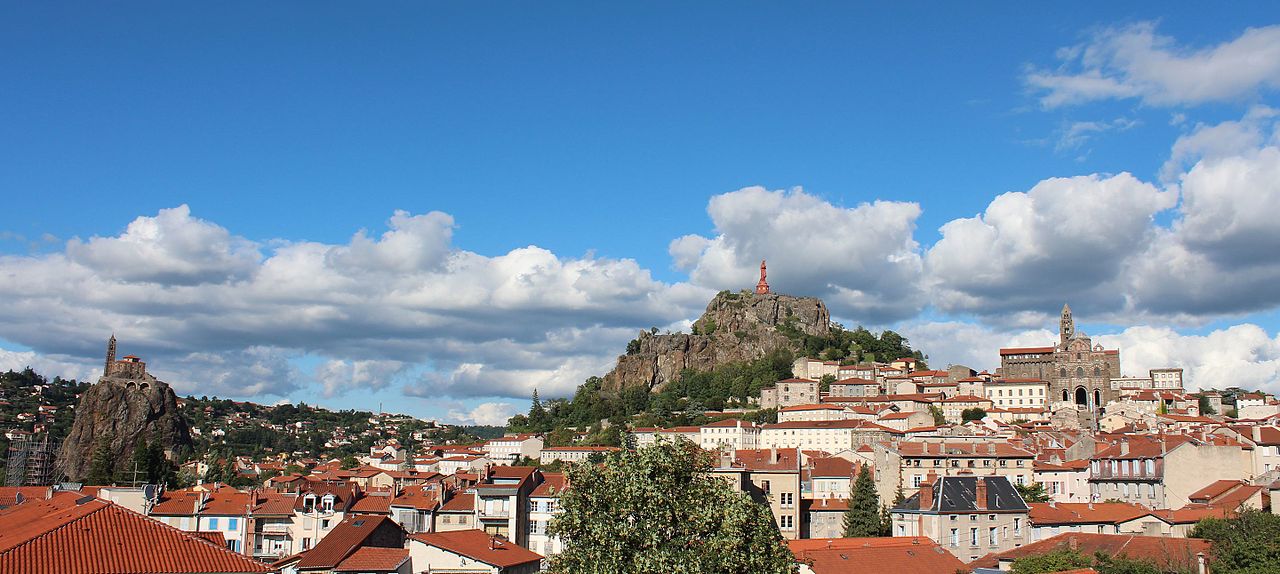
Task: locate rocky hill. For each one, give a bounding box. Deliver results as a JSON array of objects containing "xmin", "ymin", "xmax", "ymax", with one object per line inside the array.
[
  {"xmin": 602, "ymin": 290, "xmax": 830, "ymax": 394},
  {"xmin": 58, "ymin": 375, "xmax": 193, "ymax": 482}
]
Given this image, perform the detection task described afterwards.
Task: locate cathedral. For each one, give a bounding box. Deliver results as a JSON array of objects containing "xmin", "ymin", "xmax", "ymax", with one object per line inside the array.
[{"xmin": 998, "ymin": 304, "xmax": 1121, "ymax": 411}]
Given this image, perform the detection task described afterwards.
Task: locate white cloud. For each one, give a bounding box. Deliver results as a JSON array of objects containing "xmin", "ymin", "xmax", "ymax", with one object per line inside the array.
[
  {"xmin": 66, "ymin": 205, "xmax": 261, "ymax": 285},
  {"xmin": 314, "ymin": 359, "xmax": 407, "ymax": 398},
  {"xmin": 925, "ymin": 173, "xmax": 1175, "ymax": 321},
  {"xmin": 1055, "ymin": 117, "xmax": 1139, "ymax": 152},
  {"xmin": 1028, "ymin": 22, "xmax": 1280, "ymax": 107},
  {"xmin": 0, "ymin": 348, "xmax": 101, "ymax": 383},
  {"xmin": 1096, "ymin": 325, "xmax": 1280, "ymax": 393},
  {"xmin": 671, "ymin": 186, "xmax": 925, "ymax": 322},
  {"xmin": 447, "ymin": 402, "xmax": 517, "ymax": 426},
  {"xmin": 0, "ymin": 206, "xmax": 703, "ymax": 400}
]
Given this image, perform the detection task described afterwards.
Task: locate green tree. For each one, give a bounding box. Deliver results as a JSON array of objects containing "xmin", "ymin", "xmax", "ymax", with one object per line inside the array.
[
  {"xmin": 1010, "ymin": 549, "xmax": 1092, "ymax": 574},
  {"xmin": 819, "ymin": 374, "xmax": 836, "ymax": 394},
  {"xmin": 529, "ymin": 389, "xmax": 550, "ymax": 432},
  {"xmin": 961, "ymin": 407, "xmax": 987, "ymax": 422},
  {"xmin": 86, "ymin": 436, "xmax": 116, "ymax": 485},
  {"xmin": 1015, "ymin": 482, "xmax": 1051, "ymax": 503},
  {"xmin": 549, "ymin": 440, "xmax": 796, "ymax": 574},
  {"xmin": 340, "ymin": 455, "xmax": 359, "ymax": 469},
  {"xmin": 842, "ymin": 464, "xmax": 882, "ymax": 537},
  {"xmin": 928, "ymin": 405, "xmax": 946, "ymax": 426},
  {"xmin": 1191, "ymin": 508, "xmax": 1280, "ymax": 574},
  {"xmin": 1197, "ymin": 395, "xmax": 1217, "ymax": 416}
]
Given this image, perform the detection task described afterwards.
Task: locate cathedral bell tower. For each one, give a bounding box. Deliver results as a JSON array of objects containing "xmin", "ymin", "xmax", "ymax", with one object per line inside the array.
[{"xmin": 1059, "ymin": 304, "xmax": 1074, "ymax": 347}]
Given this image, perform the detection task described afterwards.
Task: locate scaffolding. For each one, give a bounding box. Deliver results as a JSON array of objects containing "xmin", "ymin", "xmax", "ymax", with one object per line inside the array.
[{"xmin": 4, "ymin": 434, "xmax": 58, "ymax": 486}]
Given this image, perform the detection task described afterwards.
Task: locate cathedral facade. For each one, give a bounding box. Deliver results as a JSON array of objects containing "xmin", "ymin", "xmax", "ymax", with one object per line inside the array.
[{"xmin": 998, "ymin": 305, "xmax": 1121, "ymax": 411}]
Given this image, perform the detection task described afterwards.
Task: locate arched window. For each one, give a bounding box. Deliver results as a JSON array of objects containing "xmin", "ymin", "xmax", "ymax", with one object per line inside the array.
[
  {"xmin": 1060, "ymin": 368, "xmax": 1068, "ymax": 378},
  {"xmin": 1093, "ymin": 367, "xmax": 1100, "ymax": 377},
  {"xmin": 1062, "ymin": 390, "xmax": 1069, "ymax": 402},
  {"xmin": 1076, "ymin": 367, "xmax": 1085, "ymax": 378}
]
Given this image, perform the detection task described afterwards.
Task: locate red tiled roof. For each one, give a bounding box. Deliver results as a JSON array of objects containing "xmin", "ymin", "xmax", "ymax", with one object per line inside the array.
[
  {"xmin": 787, "ymin": 537, "xmax": 967, "ymax": 574},
  {"xmin": 766, "ymin": 419, "xmax": 901, "ymax": 433},
  {"xmin": 0, "ymin": 486, "xmax": 50, "ymax": 508},
  {"xmin": 1000, "ymin": 346, "xmax": 1055, "ymax": 355},
  {"xmin": 970, "ymin": 533, "xmax": 1211, "ymax": 570},
  {"xmin": 390, "ymin": 485, "xmax": 439, "ymax": 511},
  {"xmin": 0, "ymin": 492, "xmax": 271, "ymax": 573},
  {"xmin": 410, "ymin": 530, "xmax": 542, "ymax": 568},
  {"xmin": 1028, "ymin": 502, "xmax": 1150, "ymax": 525},
  {"xmin": 438, "ymin": 492, "xmax": 475, "ymax": 513},
  {"xmin": 296, "ymin": 515, "xmax": 400, "ymax": 569},
  {"xmin": 780, "ymin": 403, "xmax": 846, "ymax": 412},
  {"xmin": 349, "ymin": 492, "xmax": 392, "ymax": 514},
  {"xmin": 801, "ymin": 497, "xmax": 851, "ymax": 511},
  {"xmin": 531, "ymin": 473, "xmax": 567, "ymax": 497},
  {"xmin": 334, "ymin": 547, "xmax": 409, "ymax": 572},
  {"xmin": 728, "ymin": 448, "xmax": 801, "ymax": 472}
]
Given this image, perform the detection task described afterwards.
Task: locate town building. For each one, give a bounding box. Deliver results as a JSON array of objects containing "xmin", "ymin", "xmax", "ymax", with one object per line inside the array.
[
  {"xmin": 985, "ymin": 379, "xmax": 1049, "ymax": 409},
  {"xmin": 760, "ymin": 378, "xmax": 821, "ymax": 410},
  {"xmin": 712, "ymin": 448, "xmax": 803, "ymax": 540},
  {"xmin": 891, "ymin": 473, "xmax": 1031, "ymax": 562}
]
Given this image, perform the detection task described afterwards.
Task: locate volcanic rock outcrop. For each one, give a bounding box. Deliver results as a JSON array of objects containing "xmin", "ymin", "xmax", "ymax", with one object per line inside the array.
[{"xmin": 602, "ymin": 289, "xmax": 830, "ymax": 393}]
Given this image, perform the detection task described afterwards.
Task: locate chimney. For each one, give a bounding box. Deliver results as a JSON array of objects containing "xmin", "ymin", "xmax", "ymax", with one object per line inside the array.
[
  {"xmin": 1069, "ymin": 536, "xmax": 1079, "ymax": 550},
  {"xmin": 920, "ymin": 472, "xmax": 936, "ymax": 509},
  {"xmin": 1252, "ymin": 426, "xmax": 1262, "ymax": 443},
  {"xmin": 770, "ymin": 447, "xmax": 779, "ymax": 465},
  {"xmin": 975, "ymin": 477, "xmax": 988, "ymax": 510},
  {"xmin": 1197, "ymin": 552, "xmax": 1207, "ymax": 574},
  {"xmin": 1120, "ymin": 440, "xmax": 1130, "ymax": 456}
]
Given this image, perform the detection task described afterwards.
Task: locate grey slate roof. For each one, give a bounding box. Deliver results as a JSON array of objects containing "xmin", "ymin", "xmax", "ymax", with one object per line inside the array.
[{"xmin": 893, "ymin": 475, "xmax": 1029, "ymax": 514}]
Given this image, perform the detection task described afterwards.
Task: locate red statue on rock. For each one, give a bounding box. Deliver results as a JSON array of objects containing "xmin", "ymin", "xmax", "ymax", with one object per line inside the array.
[{"xmin": 755, "ymin": 260, "xmax": 770, "ymax": 294}]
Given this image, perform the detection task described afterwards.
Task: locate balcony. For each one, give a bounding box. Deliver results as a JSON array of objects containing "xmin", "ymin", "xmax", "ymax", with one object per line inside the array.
[
  {"xmin": 260, "ymin": 523, "xmax": 290, "ymax": 534},
  {"xmin": 1090, "ymin": 469, "xmax": 1161, "ymax": 482}
]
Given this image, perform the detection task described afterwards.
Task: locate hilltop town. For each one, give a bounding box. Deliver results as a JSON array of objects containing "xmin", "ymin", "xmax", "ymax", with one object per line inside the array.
[{"xmin": 2, "ymin": 267, "xmax": 1278, "ymax": 573}]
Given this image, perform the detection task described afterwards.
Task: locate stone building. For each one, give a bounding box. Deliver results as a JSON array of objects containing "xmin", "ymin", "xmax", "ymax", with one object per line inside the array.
[{"xmin": 998, "ymin": 304, "xmax": 1121, "ymax": 411}]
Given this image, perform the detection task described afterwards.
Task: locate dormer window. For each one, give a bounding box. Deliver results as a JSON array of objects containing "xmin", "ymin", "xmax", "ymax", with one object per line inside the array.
[
  {"xmin": 322, "ymin": 494, "xmax": 335, "ymax": 512},
  {"xmin": 303, "ymin": 494, "xmax": 317, "ymax": 512}
]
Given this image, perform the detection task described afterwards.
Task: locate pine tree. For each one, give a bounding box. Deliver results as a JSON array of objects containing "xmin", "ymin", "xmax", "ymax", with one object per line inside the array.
[
  {"xmin": 86, "ymin": 436, "xmax": 116, "ymax": 485},
  {"xmin": 529, "ymin": 389, "xmax": 550, "ymax": 432},
  {"xmin": 842, "ymin": 464, "xmax": 883, "ymax": 537}
]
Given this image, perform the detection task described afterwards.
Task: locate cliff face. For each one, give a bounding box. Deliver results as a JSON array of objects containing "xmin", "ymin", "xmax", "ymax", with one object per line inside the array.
[
  {"xmin": 58, "ymin": 376, "xmax": 192, "ymax": 482},
  {"xmin": 603, "ymin": 290, "xmax": 830, "ymax": 393}
]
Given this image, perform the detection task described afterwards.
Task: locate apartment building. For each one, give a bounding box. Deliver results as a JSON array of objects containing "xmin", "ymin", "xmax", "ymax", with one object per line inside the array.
[
  {"xmin": 483, "ymin": 434, "xmax": 544, "ymax": 465},
  {"xmin": 1032, "ymin": 459, "xmax": 1091, "ymax": 503},
  {"xmin": 526, "ymin": 472, "xmax": 566, "ymax": 558},
  {"xmin": 474, "ymin": 466, "xmax": 542, "ymax": 547},
  {"xmin": 985, "ymin": 379, "xmax": 1049, "ymax": 409},
  {"xmin": 699, "ymin": 419, "xmax": 761, "ymax": 451},
  {"xmin": 1088, "ymin": 435, "xmax": 1253, "ymax": 509},
  {"xmin": 539, "ymin": 446, "xmax": 620, "ymax": 464},
  {"xmin": 891, "ymin": 473, "xmax": 1031, "ymax": 562},
  {"xmin": 937, "ymin": 395, "xmax": 995, "ymax": 423},
  {"xmin": 760, "ymin": 419, "xmax": 901, "ymax": 453},
  {"xmin": 829, "ymin": 378, "xmax": 881, "ymax": 398},
  {"xmin": 630, "ymin": 426, "xmax": 700, "ymax": 448},
  {"xmin": 760, "ymin": 378, "xmax": 820, "ymax": 410},
  {"xmin": 778, "ymin": 404, "xmax": 850, "ymax": 422},
  {"xmin": 712, "ymin": 448, "xmax": 803, "ymax": 540},
  {"xmin": 895, "ymin": 440, "xmax": 1035, "ymax": 494}
]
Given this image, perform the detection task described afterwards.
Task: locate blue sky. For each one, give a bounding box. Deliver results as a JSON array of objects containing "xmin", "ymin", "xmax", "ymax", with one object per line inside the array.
[{"xmin": 3, "ymin": 3, "xmax": 1279, "ymax": 424}]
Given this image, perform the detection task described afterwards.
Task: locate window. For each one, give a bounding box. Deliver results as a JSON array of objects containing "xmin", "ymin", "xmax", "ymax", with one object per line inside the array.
[
  {"xmin": 303, "ymin": 494, "xmax": 316, "ymax": 512},
  {"xmin": 228, "ymin": 518, "xmax": 238, "ymax": 531},
  {"xmin": 322, "ymin": 495, "xmax": 335, "ymax": 513},
  {"xmin": 1076, "ymin": 367, "xmax": 1085, "ymax": 378},
  {"xmin": 970, "ymin": 528, "xmax": 979, "ymax": 546},
  {"xmin": 1145, "ymin": 459, "xmax": 1154, "ymax": 475},
  {"xmin": 970, "ymin": 514, "xmax": 977, "ymax": 521},
  {"xmin": 208, "ymin": 518, "xmax": 220, "ymax": 530},
  {"xmin": 321, "ymin": 519, "xmax": 331, "ymax": 529},
  {"xmin": 779, "ymin": 515, "xmax": 793, "ymax": 530},
  {"xmin": 912, "ymin": 475, "xmax": 922, "ymax": 488},
  {"xmin": 989, "ymin": 527, "xmax": 998, "ymax": 546},
  {"xmin": 761, "ymin": 480, "xmax": 771, "ymax": 494},
  {"xmin": 950, "ymin": 528, "xmax": 959, "ymax": 547},
  {"xmin": 442, "ymin": 515, "xmax": 452, "ymax": 524},
  {"xmin": 1014, "ymin": 518, "xmax": 1021, "ymax": 536},
  {"xmin": 780, "ymin": 492, "xmax": 794, "ymax": 507}
]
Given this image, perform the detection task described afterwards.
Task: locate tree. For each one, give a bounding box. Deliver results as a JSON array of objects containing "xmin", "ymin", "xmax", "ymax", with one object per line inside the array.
[
  {"xmin": 1190, "ymin": 508, "xmax": 1280, "ymax": 574},
  {"xmin": 1198, "ymin": 395, "xmax": 1217, "ymax": 416},
  {"xmin": 842, "ymin": 464, "xmax": 882, "ymax": 537},
  {"xmin": 819, "ymin": 374, "xmax": 836, "ymax": 394},
  {"xmin": 86, "ymin": 436, "xmax": 116, "ymax": 485},
  {"xmin": 340, "ymin": 455, "xmax": 359, "ymax": 469},
  {"xmin": 529, "ymin": 389, "xmax": 549, "ymax": 428},
  {"xmin": 549, "ymin": 440, "xmax": 796, "ymax": 574},
  {"xmin": 1010, "ymin": 549, "xmax": 1092, "ymax": 574},
  {"xmin": 1015, "ymin": 482, "xmax": 1051, "ymax": 503},
  {"xmin": 929, "ymin": 405, "xmax": 947, "ymax": 426},
  {"xmin": 961, "ymin": 407, "xmax": 987, "ymax": 422}
]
